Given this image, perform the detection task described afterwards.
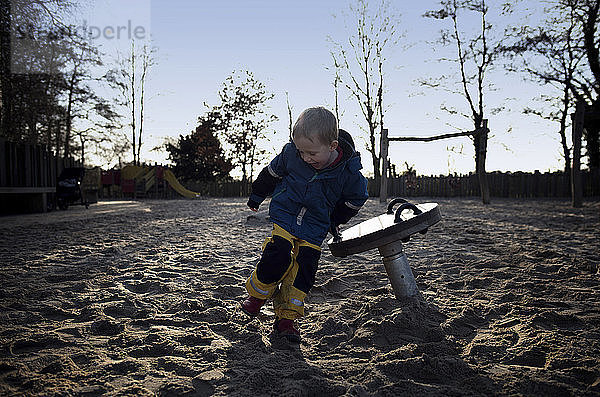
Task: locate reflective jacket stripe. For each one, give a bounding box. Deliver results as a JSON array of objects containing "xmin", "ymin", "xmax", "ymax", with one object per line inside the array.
[
  {"xmin": 290, "ymin": 298, "xmax": 304, "ymax": 307},
  {"xmin": 268, "ymin": 164, "xmax": 281, "ymax": 178},
  {"xmin": 250, "ymin": 277, "xmax": 269, "ymax": 296},
  {"xmin": 296, "ymin": 207, "xmax": 307, "ymax": 225},
  {"xmin": 345, "ymin": 201, "xmax": 362, "ymax": 211}
]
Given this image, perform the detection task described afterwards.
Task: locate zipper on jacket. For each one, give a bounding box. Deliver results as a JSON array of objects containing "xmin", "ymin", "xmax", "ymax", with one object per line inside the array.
[{"xmin": 296, "ymin": 207, "xmax": 307, "ymax": 225}]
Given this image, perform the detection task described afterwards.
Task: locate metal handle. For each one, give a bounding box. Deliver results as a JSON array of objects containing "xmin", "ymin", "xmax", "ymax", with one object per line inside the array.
[
  {"xmin": 331, "ymin": 227, "xmax": 342, "ymax": 243},
  {"xmin": 393, "ymin": 202, "xmax": 422, "ymax": 223},
  {"xmin": 386, "ymin": 197, "xmax": 408, "ymax": 214}
]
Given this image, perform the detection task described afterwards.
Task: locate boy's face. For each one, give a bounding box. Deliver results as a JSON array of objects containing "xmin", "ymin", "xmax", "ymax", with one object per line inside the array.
[{"xmin": 294, "ymin": 136, "xmax": 338, "ymax": 170}]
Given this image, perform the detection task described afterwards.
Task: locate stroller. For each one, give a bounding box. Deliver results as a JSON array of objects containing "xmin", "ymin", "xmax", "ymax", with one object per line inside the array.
[{"xmin": 56, "ymin": 167, "xmax": 89, "ymax": 210}]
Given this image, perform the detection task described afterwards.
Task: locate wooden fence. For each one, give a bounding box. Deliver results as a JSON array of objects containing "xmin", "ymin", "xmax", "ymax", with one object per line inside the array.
[
  {"xmin": 369, "ymin": 170, "xmax": 599, "ymax": 198},
  {"xmin": 4, "ymin": 135, "xmax": 595, "ymax": 201},
  {"xmin": 185, "ymin": 180, "xmax": 251, "ymax": 197},
  {"xmin": 183, "ymin": 170, "xmax": 599, "ymax": 199},
  {"xmin": 0, "ymin": 138, "xmax": 80, "ymax": 213},
  {"xmin": 0, "ymin": 138, "xmax": 79, "ymax": 189}
]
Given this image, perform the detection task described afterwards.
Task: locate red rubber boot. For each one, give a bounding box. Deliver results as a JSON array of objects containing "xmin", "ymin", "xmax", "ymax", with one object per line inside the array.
[
  {"xmin": 274, "ymin": 318, "xmax": 301, "ymax": 343},
  {"xmin": 241, "ymin": 296, "xmax": 265, "ymax": 317}
]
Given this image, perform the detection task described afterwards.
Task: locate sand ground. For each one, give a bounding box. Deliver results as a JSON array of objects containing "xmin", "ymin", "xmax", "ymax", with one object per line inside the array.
[{"xmin": 0, "ymin": 197, "xmax": 599, "ymax": 396}]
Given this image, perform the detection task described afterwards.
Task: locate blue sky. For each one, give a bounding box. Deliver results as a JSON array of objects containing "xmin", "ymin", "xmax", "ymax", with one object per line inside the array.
[{"xmin": 82, "ymin": 0, "xmax": 562, "ymax": 176}]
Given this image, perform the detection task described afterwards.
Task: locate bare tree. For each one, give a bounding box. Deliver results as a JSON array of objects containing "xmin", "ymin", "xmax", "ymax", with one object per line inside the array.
[
  {"xmin": 330, "ymin": 52, "xmax": 343, "ymax": 124},
  {"xmin": 62, "ymin": 36, "xmax": 104, "ymax": 159},
  {"xmin": 93, "ymin": 130, "xmax": 130, "ymax": 169},
  {"xmin": 330, "ymin": 0, "xmax": 399, "ymax": 180},
  {"xmin": 565, "ymin": 0, "xmax": 600, "ymax": 170},
  {"xmin": 130, "ymin": 41, "xmax": 136, "ymax": 164},
  {"xmin": 424, "ymin": 0, "xmax": 503, "ymax": 203},
  {"xmin": 105, "ymin": 40, "xmax": 156, "ymax": 166},
  {"xmin": 506, "ymin": 0, "xmax": 600, "ymax": 171},
  {"xmin": 503, "ymin": 2, "xmax": 583, "ymax": 176},
  {"xmin": 136, "ymin": 43, "xmax": 155, "ymax": 164},
  {"xmin": 73, "ymin": 94, "xmax": 122, "ymax": 166},
  {"xmin": 285, "ymin": 91, "xmax": 293, "ymax": 140}
]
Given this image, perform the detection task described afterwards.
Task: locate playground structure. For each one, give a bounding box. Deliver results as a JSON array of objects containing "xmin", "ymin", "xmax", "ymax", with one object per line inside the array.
[
  {"xmin": 100, "ymin": 165, "xmax": 201, "ymax": 199},
  {"xmin": 379, "ymin": 104, "xmax": 599, "ymax": 208},
  {"xmin": 379, "ymin": 121, "xmax": 490, "ymax": 205},
  {"xmin": 328, "ymin": 198, "xmax": 442, "ymax": 300},
  {"xmin": 0, "ymin": 136, "xmax": 225, "ymax": 214}
]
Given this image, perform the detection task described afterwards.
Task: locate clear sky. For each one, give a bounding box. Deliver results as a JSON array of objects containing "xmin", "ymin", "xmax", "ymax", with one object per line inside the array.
[{"xmin": 81, "ymin": 0, "xmax": 564, "ymax": 176}]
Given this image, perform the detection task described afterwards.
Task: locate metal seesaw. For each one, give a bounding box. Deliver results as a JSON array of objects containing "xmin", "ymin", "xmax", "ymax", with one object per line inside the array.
[{"xmin": 327, "ymin": 198, "xmax": 442, "ymax": 300}]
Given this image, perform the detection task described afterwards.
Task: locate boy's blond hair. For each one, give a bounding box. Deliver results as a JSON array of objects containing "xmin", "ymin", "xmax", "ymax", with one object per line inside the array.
[{"xmin": 292, "ymin": 107, "xmax": 338, "ymax": 145}]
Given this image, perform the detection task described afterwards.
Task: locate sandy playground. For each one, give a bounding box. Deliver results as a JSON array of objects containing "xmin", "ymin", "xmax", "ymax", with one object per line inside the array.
[{"xmin": 0, "ymin": 197, "xmax": 599, "ymax": 396}]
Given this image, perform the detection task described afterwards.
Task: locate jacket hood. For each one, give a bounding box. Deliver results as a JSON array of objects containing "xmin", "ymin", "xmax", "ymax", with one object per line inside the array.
[{"xmin": 334, "ymin": 129, "xmax": 362, "ymax": 173}]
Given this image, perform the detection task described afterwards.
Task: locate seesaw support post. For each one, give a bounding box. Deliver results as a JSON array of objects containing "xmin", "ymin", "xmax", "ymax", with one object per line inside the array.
[{"xmin": 378, "ymin": 240, "xmax": 419, "ymax": 299}]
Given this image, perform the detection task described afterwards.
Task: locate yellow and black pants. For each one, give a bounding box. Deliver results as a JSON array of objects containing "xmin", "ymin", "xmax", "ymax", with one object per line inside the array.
[{"xmin": 245, "ymin": 224, "xmax": 321, "ymax": 320}]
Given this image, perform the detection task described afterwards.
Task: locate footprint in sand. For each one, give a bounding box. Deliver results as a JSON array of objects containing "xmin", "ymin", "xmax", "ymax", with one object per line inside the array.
[
  {"xmin": 90, "ymin": 318, "xmax": 124, "ymax": 336},
  {"xmin": 10, "ymin": 334, "xmax": 74, "ymax": 355}
]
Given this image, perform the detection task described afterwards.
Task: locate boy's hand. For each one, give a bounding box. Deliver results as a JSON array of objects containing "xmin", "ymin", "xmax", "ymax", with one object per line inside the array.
[
  {"xmin": 329, "ymin": 224, "xmax": 342, "ymax": 243},
  {"xmin": 247, "ymin": 198, "xmax": 259, "ymax": 212}
]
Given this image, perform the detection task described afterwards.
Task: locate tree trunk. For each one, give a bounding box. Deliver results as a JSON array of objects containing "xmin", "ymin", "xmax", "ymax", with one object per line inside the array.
[
  {"xmin": 286, "ymin": 91, "xmax": 293, "ymax": 140},
  {"xmin": 79, "ymin": 135, "xmax": 85, "ymax": 167},
  {"xmin": 477, "ymin": 119, "xmax": 490, "ymax": 204},
  {"xmin": 130, "ymin": 42, "xmax": 136, "ymax": 165},
  {"xmin": 473, "ymin": 116, "xmax": 483, "ymax": 175},
  {"xmin": 559, "ymin": 87, "xmax": 572, "ymax": 179},
  {"xmin": 379, "ymin": 128, "xmax": 389, "ymax": 203},
  {"xmin": 64, "ymin": 71, "xmax": 76, "ymax": 158},
  {"xmin": 571, "ymin": 101, "xmax": 584, "ymax": 208},
  {"xmin": 474, "ymin": 136, "xmax": 481, "ymax": 175},
  {"xmin": 370, "ymin": 125, "xmax": 380, "ymax": 181},
  {"xmin": 137, "ymin": 46, "xmax": 149, "ymax": 164},
  {"xmin": 584, "ymin": 126, "xmax": 599, "ymax": 168},
  {"xmin": 55, "ymin": 118, "xmax": 61, "ymax": 159},
  {"xmin": 582, "ymin": 4, "xmax": 600, "ymax": 169},
  {"xmin": 137, "ymin": 83, "xmax": 144, "ymax": 164},
  {"xmin": 560, "ymin": 123, "xmax": 572, "ymax": 188},
  {"xmin": 584, "ymin": 102, "xmax": 600, "ymax": 169}
]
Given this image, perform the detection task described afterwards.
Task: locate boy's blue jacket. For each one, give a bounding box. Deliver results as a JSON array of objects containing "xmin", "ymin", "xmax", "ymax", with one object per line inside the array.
[{"xmin": 248, "ymin": 130, "xmax": 368, "ymax": 246}]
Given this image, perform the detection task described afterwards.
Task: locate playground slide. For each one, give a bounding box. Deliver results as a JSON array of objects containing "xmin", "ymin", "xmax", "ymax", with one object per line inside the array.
[
  {"xmin": 163, "ymin": 170, "xmax": 201, "ymax": 198},
  {"xmin": 121, "ymin": 165, "xmax": 147, "ymax": 180}
]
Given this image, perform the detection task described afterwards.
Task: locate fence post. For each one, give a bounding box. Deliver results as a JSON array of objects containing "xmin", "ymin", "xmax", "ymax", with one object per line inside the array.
[
  {"xmin": 571, "ymin": 101, "xmax": 584, "ymax": 208},
  {"xmin": 24, "ymin": 144, "xmax": 32, "ymax": 187},
  {"xmin": 0, "ymin": 138, "xmax": 5, "ymax": 186},
  {"xmin": 379, "ymin": 128, "xmax": 389, "ymax": 203}
]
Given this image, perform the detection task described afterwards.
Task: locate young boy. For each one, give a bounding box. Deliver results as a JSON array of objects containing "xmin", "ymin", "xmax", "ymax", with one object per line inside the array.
[{"xmin": 241, "ymin": 107, "xmax": 368, "ymax": 343}]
